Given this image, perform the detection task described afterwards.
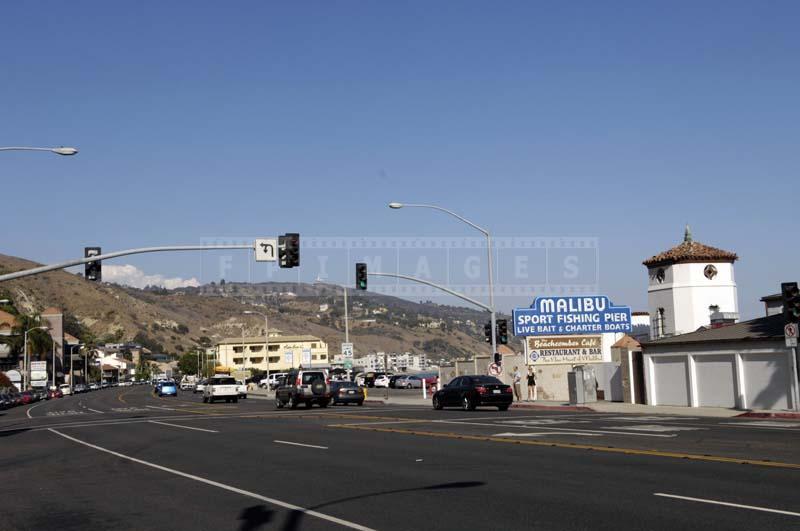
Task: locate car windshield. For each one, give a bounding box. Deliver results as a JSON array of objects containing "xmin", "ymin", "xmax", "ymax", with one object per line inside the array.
[
  {"xmin": 337, "ymin": 382, "xmax": 358, "ymax": 388},
  {"xmin": 470, "ymin": 376, "xmax": 503, "ymax": 385},
  {"xmin": 212, "ymin": 377, "xmax": 236, "ymax": 385},
  {"xmin": 302, "ymin": 373, "xmax": 325, "ymax": 384}
]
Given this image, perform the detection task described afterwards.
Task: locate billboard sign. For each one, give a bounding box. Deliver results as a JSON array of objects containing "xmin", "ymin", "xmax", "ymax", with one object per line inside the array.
[
  {"xmin": 526, "ymin": 336, "xmax": 603, "ymax": 365},
  {"xmin": 513, "ymin": 296, "xmax": 632, "ymax": 336}
]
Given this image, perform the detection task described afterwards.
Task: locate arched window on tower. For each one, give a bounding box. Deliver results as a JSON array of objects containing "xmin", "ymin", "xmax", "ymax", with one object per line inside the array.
[{"xmin": 654, "ymin": 308, "xmax": 666, "ymax": 338}]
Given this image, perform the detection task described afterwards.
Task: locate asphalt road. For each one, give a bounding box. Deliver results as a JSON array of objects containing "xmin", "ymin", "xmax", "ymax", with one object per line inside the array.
[{"xmin": 1, "ymin": 386, "xmax": 799, "ymax": 531}]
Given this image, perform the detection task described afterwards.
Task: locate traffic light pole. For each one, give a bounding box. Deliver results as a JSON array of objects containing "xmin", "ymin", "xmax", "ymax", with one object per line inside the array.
[
  {"xmin": 0, "ymin": 244, "xmax": 254, "ymax": 283},
  {"xmin": 367, "ymin": 272, "xmax": 492, "ymax": 313}
]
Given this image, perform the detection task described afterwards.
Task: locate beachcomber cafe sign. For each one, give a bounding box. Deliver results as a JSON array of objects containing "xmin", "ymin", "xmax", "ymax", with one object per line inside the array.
[
  {"xmin": 513, "ymin": 296, "xmax": 632, "ymax": 337},
  {"xmin": 527, "ymin": 336, "xmax": 603, "ymax": 365}
]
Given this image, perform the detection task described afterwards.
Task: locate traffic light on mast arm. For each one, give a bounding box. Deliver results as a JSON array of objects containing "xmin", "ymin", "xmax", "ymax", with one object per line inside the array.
[
  {"xmin": 85, "ymin": 247, "xmax": 101, "ymax": 282},
  {"xmin": 781, "ymin": 282, "xmax": 800, "ymax": 324},
  {"xmin": 278, "ymin": 233, "xmax": 300, "ymax": 268},
  {"xmin": 496, "ymin": 319, "xmax": 509, "ymax": 345},
  {"xmin": 484, "ymin": 322, "xmax": 492, "ymax": 343},
  {"xmin": 355, "ymin": 263, "xmax": 368, "ymax": 290}
]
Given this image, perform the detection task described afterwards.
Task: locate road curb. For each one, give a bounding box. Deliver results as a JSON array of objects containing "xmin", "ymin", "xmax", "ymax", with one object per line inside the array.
[
  {"xmin": 510, "ymin": 403, "xmax": 595, "ymax": 412},
  {"xmin": 363, "ymin": 400, "xmax": 386, "ymax": 405},
  {"xmin": 735, "ymin": 411, "xmax": 800, "ymax": 419}
]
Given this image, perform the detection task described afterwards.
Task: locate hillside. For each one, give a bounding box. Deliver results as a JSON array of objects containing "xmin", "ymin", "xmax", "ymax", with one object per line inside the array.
[{"xmin": 0, "ymin": 254, "xmax": 519, "ymax": 362}]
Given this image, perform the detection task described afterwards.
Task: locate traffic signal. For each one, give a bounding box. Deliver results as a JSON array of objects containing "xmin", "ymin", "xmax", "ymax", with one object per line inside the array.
[
  {"xmin": 484, "ymin": 322, "xmax": 492, "ymax": 343},
  {"xmin": 355, "ymin": 263, "xmax": 368, "ymax": 290},
  {"xmin": 493, "ymin": 352, "xmax": 502, "ymax": 365},
  {"xmin": 84, "ymin": 247, "xmax": 101, "ymax": 282},
  {"xmin": 781, "ymin": 282, "xmax": 800, "ymax": 324},
  {"xmin": 278, "ymin": 233, "xmax": 300, "ymax": 268},
  {"xmin": 496, "ymin": 319, "xmax": 509, "ymax": 345}
]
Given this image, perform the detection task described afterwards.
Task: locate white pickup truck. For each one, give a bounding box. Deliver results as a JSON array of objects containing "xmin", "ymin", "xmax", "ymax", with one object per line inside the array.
[{"xmin": 202, "ymin": 376, "xmax": 239, "ymax": 403}]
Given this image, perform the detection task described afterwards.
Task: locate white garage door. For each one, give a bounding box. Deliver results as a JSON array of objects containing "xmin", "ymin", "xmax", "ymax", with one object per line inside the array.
[
  {"xmin": 742, "ymin": 353, "xmax": 792, "ymax": 411},
  {"xmin": 695, "ymin": 355, "xmax": 736, "ymax": 408},
  {"xmin": 652, "ymin": 356, "xmax": 689, "ymax": 406}
]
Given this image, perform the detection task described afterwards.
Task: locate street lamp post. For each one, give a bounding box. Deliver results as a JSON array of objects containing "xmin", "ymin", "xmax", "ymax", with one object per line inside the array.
[
  {"xmin": 68, "ymin": 345, "xmax": 83, "ymax": 395},
  {"xmin": 23, "ymin": 326, "xmax": 50, "ymax": 390},
  {"xmin": 244, "ymin": 310, "xmax": 269, "ymax": 388},
  {"xmin": 0, "ymin": 146, "xmax": 79, "ymax": 156},
  {"xmin": 389, "ymin": 202, "xmax": 497, "ymax": 357}
]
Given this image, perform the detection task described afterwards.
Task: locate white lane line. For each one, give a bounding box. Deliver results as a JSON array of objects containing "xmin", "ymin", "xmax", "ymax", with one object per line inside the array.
[
  {"xmin": 434, "ymin": 420, "xmax": 677, "ymax": 438},
  {"xmin": 145, "ymin": 405, "xmax": 176, "ymax": 411},
  {"xmin": 149, "ymin": 421, "xmax": 218, "ymax": 433},
  {"xmin": 654, "ymin": 493, "xmax": 800, "ymax": 518},
  {"xmin": 274, "ymin": 440, "xmax": 329, "ymax": 450},
  {"xmin": 493, "ymin": 432, "xmax": 602, "ymax": 437},
  {"xmin": 86, "ymin": 408, "xmax": 104, "ymax": 414},
  {"xmin": 48, "ymin": 429, "xmax": 372, "ymax": 530},
  {"xmin": 26, "ymin": 401, "xmax": 47, "ymax": 419}
]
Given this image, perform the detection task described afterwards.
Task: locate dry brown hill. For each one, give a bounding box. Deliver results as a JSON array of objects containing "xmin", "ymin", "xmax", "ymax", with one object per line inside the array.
[{"xmin": 0, "ymin": 254, "xmax": 510, "ymax": 361}]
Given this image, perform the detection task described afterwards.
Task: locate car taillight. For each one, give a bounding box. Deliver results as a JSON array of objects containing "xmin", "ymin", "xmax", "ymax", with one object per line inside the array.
[
  {"xmin": 504, "ymin": 386, "xmax": 513, "ymax": 394},
  {"xmin": 475, "ymin": 386, "xmax": 488, "ymax": 394},
  {"xmin": 296, "ymin": 376, "xmax": 302, "ymax": 386}
]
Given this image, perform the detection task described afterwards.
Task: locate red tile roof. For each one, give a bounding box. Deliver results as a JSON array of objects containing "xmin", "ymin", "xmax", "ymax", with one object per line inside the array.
[{"xmin": 643, "ymin": 240, "xmax": 738, "ymax": 267}]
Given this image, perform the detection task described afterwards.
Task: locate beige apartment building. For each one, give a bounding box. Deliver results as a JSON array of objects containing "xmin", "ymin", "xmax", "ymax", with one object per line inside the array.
[{"xmin": 216, "ymin": 332, "xmax": 329, "ymax": 373}]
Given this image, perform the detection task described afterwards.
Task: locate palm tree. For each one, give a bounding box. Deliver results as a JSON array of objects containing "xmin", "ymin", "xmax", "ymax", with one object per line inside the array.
[{"xmin": 10, "ymin": 313, "xmax": 53, "ymax": 361}]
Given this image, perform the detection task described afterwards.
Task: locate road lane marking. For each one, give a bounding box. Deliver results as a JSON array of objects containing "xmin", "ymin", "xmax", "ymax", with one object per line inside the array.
[
  {"xmin": 329, "ymin": 424, "xmax": 800, "ymax": 470},
  {"xmin": 86, "ymin": 408, "xmax": 104, "ymax": 414},
  {"xmin": 145, "ymin": 405, "xmax": 176, "ymax": 411},
  {"xmin": 654, "ymin": 493, "xmax": 800, "ymax": 517},
  {"xmin": 48, "ymin": 429, "xmax": 373, "ymax": 531},
  {"xmin": 26, "ymin": 401, "xmax": 47, "ymax": 418},
  {"xmin": 493, "ymin": 432, "xmax": 602, "ymax": 437},
  {"xmin": 602, "ymin": 424, "xmax": 704, "ymax": 433},
  {"xmin": 436, "ymin": 420, "xmax": 677, "ymax": 438},
  {"xmin": 274, "ymin": 440, "xmax": 328, "ymax": 450},
  {"xmin": 149, "ymin": 421, "xmax": 218, "ymax": 433}
]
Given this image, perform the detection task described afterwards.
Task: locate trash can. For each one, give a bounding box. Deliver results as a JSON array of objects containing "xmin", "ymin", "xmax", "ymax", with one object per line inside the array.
[{"xmin": 568, "ymin": 365, "xmax": 597, "ymax": 405}]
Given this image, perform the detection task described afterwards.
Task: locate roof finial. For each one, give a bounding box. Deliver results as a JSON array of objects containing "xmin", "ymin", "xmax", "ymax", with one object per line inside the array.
[{"xmin": 684, "ymin": 224, "xmax": 692, "ymax": 243}]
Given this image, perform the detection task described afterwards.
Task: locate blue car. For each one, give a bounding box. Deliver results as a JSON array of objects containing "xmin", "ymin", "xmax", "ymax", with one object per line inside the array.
[{"xmin": 158, "ymin": 381, "xmax": 178, "ymax": 397}]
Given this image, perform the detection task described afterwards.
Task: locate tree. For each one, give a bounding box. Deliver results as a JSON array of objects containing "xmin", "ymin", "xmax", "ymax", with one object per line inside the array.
[
  {"xmin": 177, "ymin": 352, "xmax": 198, "ymax": 376},
  {"xmin": 10, "ymin": 314, "xmax": 53, "ymax": 360}
]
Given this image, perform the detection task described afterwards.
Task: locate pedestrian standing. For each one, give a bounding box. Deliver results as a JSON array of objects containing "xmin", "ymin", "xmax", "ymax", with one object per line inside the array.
[
  {"xmin": 511, "ymin": 366, "xmax": 522, "ymax": 402},
  {"xmin": 527, "ymin": 367, "xmax": 537, "ymax": 401}
]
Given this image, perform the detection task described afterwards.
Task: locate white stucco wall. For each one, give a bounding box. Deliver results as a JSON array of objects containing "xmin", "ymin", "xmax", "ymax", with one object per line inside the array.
[{"xmin": 647, "ymin": 262, "xmax": 738, "ymax": 338}]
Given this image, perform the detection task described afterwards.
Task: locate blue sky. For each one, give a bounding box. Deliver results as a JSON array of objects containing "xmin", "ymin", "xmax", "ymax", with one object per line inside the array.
[{"xmin": 2, "ymin": 1, "xmax": 798, "ymax": 318}]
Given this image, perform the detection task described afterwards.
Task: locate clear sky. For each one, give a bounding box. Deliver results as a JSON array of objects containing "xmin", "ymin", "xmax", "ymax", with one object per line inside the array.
[{"xmin": 2, "ymin": 1, "xmax": 798, "ymax": 318}]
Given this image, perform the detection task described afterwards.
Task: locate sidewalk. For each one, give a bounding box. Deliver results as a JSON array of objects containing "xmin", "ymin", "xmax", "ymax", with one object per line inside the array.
[{"xmin": 247, "ymin": 387, "xmax": 800, "ymax": 418}]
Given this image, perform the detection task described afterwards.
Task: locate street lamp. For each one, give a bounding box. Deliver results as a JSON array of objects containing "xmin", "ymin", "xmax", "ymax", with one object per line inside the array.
[
  {"xmin": 68, "ymin": 344, "xmax": 83, "ymax": 395},
  {"xmin": 23, "ymin": 326, "xmax": 51, "ymax": 390},
  {"xmin": 243, "ymin": 310, "xmax": 269, "ymax": 387},
  {"xmin": 389, "ymin": 202, "xmax": 497, "ymax": 357},
  {"xmin": 0, "ymin": 146, "xmax": 78, "ymax": 156}
]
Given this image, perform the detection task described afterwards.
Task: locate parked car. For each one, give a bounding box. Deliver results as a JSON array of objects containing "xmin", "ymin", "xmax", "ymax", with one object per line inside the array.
[
  {"xmin": 354, "ymin": 373, "xmax": 366, "ymax": 386},
  {"xmin": 157, "ymin": 381, "xmax": 178, "ymax": 397},
  {"xmin": 194, "ymin": 379, "xmax": 207, "ymax": 394},
  {"xmin": 373, "ymin": 374, "xmax": 393, "ymax": 388},
  {"xmin": 89, "ymin": 383, "xmax": 99, "ymax": 391},
  {"xmin": 275, "ymin": 369, "xmax": 330, "ymax": 409},
  {"xmin": 388, "ymin": 375, "xmax": 404, "ymax": 388},
  {"xmin": 259, "ymin": 373, "xmax": 287, "ymax": 390},
  {"xmin": 236, "ymin": 380, "xmax": 247, "ymax": 399},
  {"xmin": 330, "ymin": 381, "xmax": 364, "ymax": 406},
  {"xmin": 395, "ymin": 375, "xmax": 423, "ymax": 389},
  {"xmin": 202, "ymin": 376, "xmax": 239, "ymax": 403},
  {"xmin": 432, "ymin": 375, "xmax": 513, "ymax": 411},
  {"xmin": 48, "ymin": 388, "xmax": 64, "ymax": 399},
  {"xmin": 20, "ymin": 391, "xmax": 36, "ymax": 405},
  {"xmin": 58, "ymin": 383, "xmax": 72, "ymax": 396}
]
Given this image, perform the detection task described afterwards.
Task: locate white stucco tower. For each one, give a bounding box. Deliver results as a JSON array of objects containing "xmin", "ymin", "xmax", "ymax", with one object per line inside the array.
[{"xmin": 643, "ymin": 226, "xmax": 739, "ymax": 339}]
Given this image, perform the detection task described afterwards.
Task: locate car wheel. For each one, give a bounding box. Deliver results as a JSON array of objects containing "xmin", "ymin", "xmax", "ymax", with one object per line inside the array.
[
  {"xmin": 406, "ymin": 383, "xmax": 412, "ymax": 389},
  {"xmin": 357, "ymin": 401, "xmax": 364, "ymax": 406},
  {"xmin": 202, "ymin": 396, "xmax": 208, "ymax": 403},
  {"xmin": 275, "ymin": 398, "xmax": 284, "ymax": 409},
  {"xmin": 497, "ymin": 405, "xmax": 510, "ymax": 411},
  {"xmin": 304, "ymin": 401, "xmax": 312, "ymax": 409},
  {"xmin": 319, "ymin": 400, "xmax": 329, "ymax": 408},
  {"xmin": 462, "ymin": 395, "xmax": 475, "ymax": 411},
  {"xmin": 433, "ymin": 396, "xmax": 443, "ymax": 410}
]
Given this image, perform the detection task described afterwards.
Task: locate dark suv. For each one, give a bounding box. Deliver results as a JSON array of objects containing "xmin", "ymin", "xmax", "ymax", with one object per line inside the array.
[{"xmin": 275, "ymin": 370, "xmax": 331, "ymax": 409}]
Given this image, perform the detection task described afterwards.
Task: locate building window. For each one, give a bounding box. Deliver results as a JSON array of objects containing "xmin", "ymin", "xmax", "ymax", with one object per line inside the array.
[
  {"xmin": 704, "ymin": 264, "xmax": 718, "ymax": 280},
  {"xmin": 311, "ymin": 343, "xmax": 318, "ymax": 348},
  {"xmin": 249, "ymin": 345, "xmax": 263, "ymax": 352},
  {"xmin": 320, "ymin": 355, "xmax": 327, "ymax": 360},
  {"xmin": 655, "ymin": 308, "xmax": 665, "ymax": 338},
  {"xmin": 268, "ymin": 345, "xmax": 279, "ymax": 352},
  {"xmin": 268, "ymin": 356, "xmax": 280, "ymax": 363},
  {"xmin": 233, "ymin": 346, "xmax": 243, "ymax": 353},
  {"xmin": 312, "ymin": 355, "xmax": 318, "ymax": 360},
  {"xmin": 233, "ymin": 358, "xmax": 243, "ymax": 365}
]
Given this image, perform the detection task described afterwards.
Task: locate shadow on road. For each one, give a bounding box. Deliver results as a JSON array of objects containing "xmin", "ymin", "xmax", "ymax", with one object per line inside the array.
[
  {"xmin": 280, "ymin": 481, "xmax": 486, "ymax": 531},
  {"xmin": 238, "ymin": 505, "xmax": 275, "ymax": 531},
  {"xmin": 0, "ymin": 426, "xmax": 30, "ymax": 437}
]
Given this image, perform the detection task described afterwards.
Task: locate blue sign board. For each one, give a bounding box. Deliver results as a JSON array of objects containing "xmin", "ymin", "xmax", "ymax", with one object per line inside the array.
[{"xmin": 513, "ymin": 296, "xmax": 632, "ymax": 337}]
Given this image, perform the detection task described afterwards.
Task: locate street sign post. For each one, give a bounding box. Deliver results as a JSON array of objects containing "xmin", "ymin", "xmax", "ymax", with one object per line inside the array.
[
  {"xmin": 785, "ymin": 323, "xmax": 798, "ymax": 348},
  {"xmin": 341, "ymin": 342, "xmax": 354, "ymax": 369},
  {"xmin": 254, "ymin": 239, "xmax": 277, "ymax": 262}
]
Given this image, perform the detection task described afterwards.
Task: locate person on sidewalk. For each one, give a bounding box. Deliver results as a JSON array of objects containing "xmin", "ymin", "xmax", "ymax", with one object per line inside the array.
[
  {"xmin": 527, "ymin": 367, "xmax": 537, "ymax": 401},
  {"xmin": 511, "ymin": 366, "xmax": 522, "ymax": 401}
]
